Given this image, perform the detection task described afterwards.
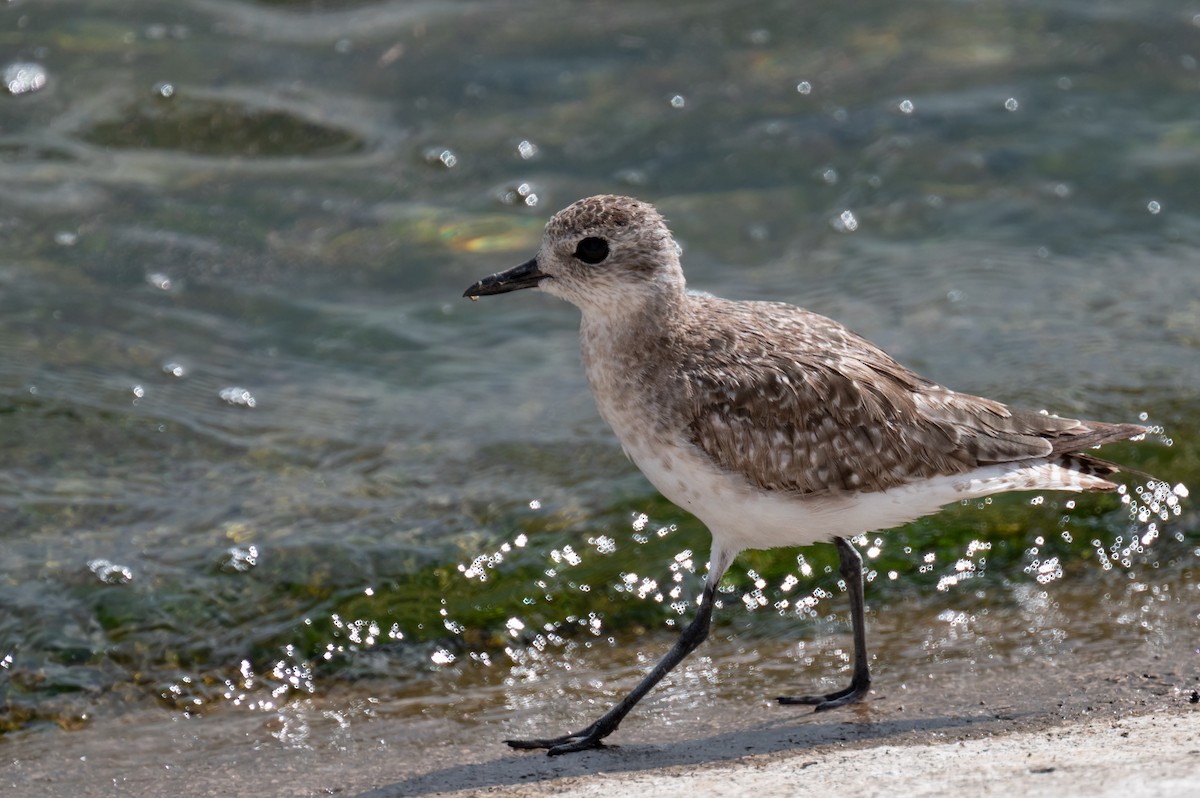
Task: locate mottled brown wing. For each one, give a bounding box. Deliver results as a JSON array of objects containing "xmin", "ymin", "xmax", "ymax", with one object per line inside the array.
[{"xmin": 679, "ymin": 299, "xmax": 1117, "ymax": 495}]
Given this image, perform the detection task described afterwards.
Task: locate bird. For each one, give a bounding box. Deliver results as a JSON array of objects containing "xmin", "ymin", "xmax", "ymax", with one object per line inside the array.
[{"xmin": 462, "ymin": 194, "xmax": 1148, "ymax": 756}]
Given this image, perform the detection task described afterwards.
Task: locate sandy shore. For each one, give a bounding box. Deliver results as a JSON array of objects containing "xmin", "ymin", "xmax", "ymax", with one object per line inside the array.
[
  {"xmin": 8, "ymin": 706, "xmax": 1194, "ymax": 798},
  {"xmin": 4, "ymin": 646, "xmax": 1196, "ymax": 798},
  {"xmin": 464, "ymin": 711, "xmax": 1199, "ymax": 798},
  {"xmin": 356, "ymin": 641, "xmax": 1199, "ymax": 798}
]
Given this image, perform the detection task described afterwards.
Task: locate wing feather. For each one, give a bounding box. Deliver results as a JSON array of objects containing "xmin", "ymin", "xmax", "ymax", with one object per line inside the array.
[{"xmin": 678, "ymin": 298, "xmax": 1141, "ymax": 495}]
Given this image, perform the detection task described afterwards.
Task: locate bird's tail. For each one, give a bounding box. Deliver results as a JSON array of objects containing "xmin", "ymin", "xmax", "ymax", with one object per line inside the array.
[{"xmin": 1051, "ymin": 421, "xmax": 1153, "ymax": 492}]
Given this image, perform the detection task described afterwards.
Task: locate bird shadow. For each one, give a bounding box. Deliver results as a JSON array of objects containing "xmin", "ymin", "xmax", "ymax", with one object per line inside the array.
[{"xmin": 353, "ymin": 706, "xmax": 1025, "ymax": 797}]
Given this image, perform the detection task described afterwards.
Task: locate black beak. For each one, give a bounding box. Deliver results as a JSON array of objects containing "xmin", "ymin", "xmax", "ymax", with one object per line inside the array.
[{"xmin": 463, "ymin": 257, "xmax": 549, "ymax": 298}]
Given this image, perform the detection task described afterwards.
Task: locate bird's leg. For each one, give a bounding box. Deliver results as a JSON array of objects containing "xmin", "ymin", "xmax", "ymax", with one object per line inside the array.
[
  {"xmin": 777, "ymin": 536, "xmax": 871, "ymax": 710},
  {"xmin": 506, "ymin": 579, "xmax": 719, "ymax": 755}
]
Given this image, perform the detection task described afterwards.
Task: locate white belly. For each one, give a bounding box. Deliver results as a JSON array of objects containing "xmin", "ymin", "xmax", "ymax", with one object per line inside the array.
[{"xmin": 619, "ymin": 430, "xmax": 1084, "ymax": 554}]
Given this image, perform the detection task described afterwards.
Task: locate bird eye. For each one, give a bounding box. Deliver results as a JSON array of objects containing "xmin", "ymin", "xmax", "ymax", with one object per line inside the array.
[{"xmin": 574, "ymin": 236, "xmax": 609, "ymax": 264}]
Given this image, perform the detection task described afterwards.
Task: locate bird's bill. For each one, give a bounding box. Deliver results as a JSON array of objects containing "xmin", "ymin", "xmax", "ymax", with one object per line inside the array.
[{"xmin": 463, "ymin": 257, "xmax": 548, "ymax": 298}]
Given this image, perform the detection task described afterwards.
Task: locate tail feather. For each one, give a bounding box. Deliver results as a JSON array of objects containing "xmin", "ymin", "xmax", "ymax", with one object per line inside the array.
[
  {"xmin": 1047, "ymin": 420, "xmax": 1148, "ymax": 458},
  {"xmin": 1050, "ymin": 422, "xmax": 1153, "ymax": 492}
]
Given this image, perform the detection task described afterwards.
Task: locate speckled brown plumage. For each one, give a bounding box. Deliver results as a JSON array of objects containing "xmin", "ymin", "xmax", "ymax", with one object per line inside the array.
[
  {"xmin": 462, "ymin": 193, "xmax": 1153, "ymax": 755},
  {"xmin": 465, "ymin": 194, "xmax": 1142, "ymax": 511},
  {"xmin": 672, "ymin": 295, "xmax": 1140, "ymax": 495},
  {"xmin": 469, "ymin": 194, "xmax": 1145, "ymax": 508}
]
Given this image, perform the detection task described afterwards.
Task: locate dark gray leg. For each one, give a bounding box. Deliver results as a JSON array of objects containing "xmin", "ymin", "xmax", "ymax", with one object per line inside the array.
[
  {"xmin": 506, "ymin": 580, "xmax": 719, "ymax": 755},
  {"xmin": 777, "ymin": 536, "xmax": 871, "ymax": 710}
]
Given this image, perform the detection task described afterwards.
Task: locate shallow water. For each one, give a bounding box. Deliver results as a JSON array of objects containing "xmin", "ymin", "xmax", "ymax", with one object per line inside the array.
[{"xmin": 1, "ymin": 0, "xmax": 1198, "ymax": 787}]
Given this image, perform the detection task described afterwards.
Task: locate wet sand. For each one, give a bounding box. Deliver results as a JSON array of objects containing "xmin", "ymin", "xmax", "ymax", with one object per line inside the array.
[
  {"xmin": 484, "ymin": 712, "xmax": 1199, "ymax": 798},
  {"xmin": 4, "ymin": 641, "xmax": 1195, "ymax": 798}
]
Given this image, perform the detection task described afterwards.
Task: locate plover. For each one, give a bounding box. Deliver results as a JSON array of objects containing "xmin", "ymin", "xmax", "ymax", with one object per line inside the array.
[{"xmin": 463, "ymin": 194, "xmax": 1147, "ymax": 755}]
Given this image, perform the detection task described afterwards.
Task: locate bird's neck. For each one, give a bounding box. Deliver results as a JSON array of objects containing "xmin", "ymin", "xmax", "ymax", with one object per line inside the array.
[
  {"xmin": 578, "ymin": 283, "xmax": 684, "ymax": 352},
  {"xmin": 578, "ymin": 286, "xmax": 693, "ymax": 414},
  {"xmin": 578, "ymin": 292, "xmax": 692, "ymax": 446}
]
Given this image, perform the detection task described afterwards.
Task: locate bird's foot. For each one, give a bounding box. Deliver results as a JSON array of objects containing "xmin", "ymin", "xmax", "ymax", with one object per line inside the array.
[
  {"xmin": 505, "ymin": 723, "xmax": 611, "ymax": 756},
  {"xmin": 776, "ymin": 679, "xmax": 870, "ymax": 712}
]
